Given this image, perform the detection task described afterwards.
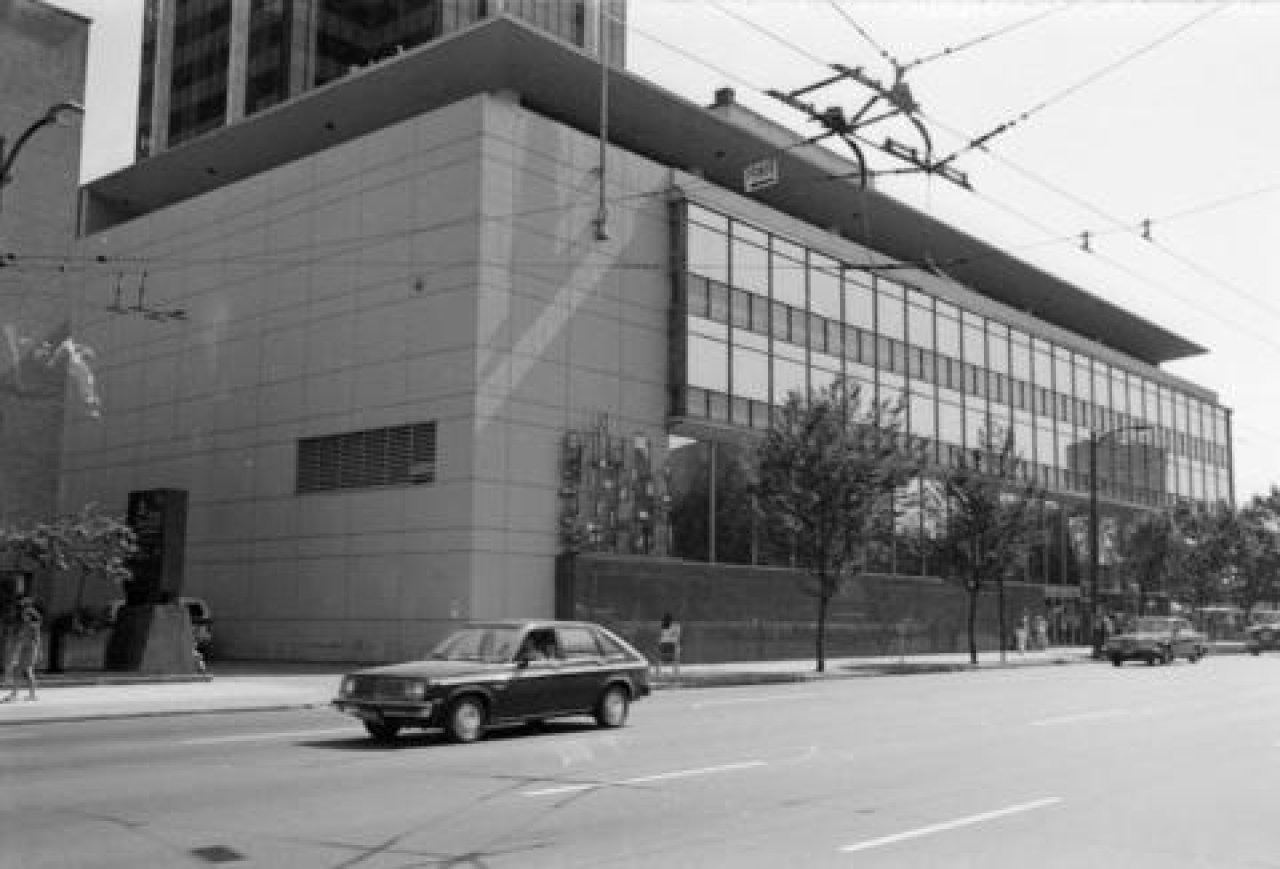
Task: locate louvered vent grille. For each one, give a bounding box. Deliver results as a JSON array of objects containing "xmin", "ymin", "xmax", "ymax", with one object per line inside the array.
[{"xmin": 296, "ymin": 422, "xmax": 436, "ymax": 493}]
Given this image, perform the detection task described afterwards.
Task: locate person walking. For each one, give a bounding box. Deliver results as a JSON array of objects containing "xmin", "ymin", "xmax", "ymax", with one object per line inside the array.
[
  {"xmin": 655, "ymin": 612, "xmax": 682, "ymax": 679},
  {"xmin": 1032, "ymin": 613, "xmax": 1049, "ymax": 651},
  {"xmin": 3, "ymin": 596, "xmax": 43, "ymax": 702},
  {"xmin": 1015, "ymin": 611, "xmax": 1030, "ymax": 654}
]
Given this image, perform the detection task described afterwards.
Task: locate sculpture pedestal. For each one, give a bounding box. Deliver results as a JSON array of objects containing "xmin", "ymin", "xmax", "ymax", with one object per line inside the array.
[{"xmin": 105, "ymin": 603, "xmax": 198, "ymax": 674}]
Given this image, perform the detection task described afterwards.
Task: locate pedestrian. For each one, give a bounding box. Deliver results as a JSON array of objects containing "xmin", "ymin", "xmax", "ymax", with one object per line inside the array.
[
  {"xmin": 1032, "ymin": 613, "xmax": 1049, "ymax": 651},
  {"xmin": 1015, "ymin": 610, "xmax": 1030, "ymax": 654},
  {"xmin": 3, "ymin": 596, "xmax": 42, "ymax": 702},
  {"xmin": 655, "ymin": 612, "xmax": 681, "ymax": 678}
]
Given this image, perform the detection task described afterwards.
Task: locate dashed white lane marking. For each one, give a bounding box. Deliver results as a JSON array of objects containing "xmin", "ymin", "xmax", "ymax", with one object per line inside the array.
[
  {"xmin": 522, "ymin": 760, "xmax": 767, "ymax": 797},
  {"xmin": 179, "ymin": 726, "xmax": 356, "ymax": 745},
  {"xmin": 691, "ymin": 693, "xmax": 820, "ymax": 709},
  {"xmin": 840, "ymin": 797, "xmax": 1063, "ymax": 853},
  {"xmin": 1029, "ymin": 709, "xmax": 1130, "ymax": 727}
]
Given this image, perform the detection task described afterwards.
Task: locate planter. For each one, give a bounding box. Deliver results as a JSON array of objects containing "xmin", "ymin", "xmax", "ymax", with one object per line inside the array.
[{"xmin": 51, "ymin": 631, "xmax": 110, "ymax": 672}]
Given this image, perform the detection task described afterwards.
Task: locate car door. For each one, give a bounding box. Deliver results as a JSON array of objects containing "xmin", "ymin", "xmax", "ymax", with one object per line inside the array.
[
  {"xmin": 555, "ymin": 625, "xmax": 607, "ymax": 711},
  {"xmin": 502, "ymin": 628, "xmax": 569, "ymax": 720}
]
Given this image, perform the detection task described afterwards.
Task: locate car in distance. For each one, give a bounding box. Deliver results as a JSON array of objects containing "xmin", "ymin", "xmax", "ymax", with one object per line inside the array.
[
  {"xmin": 1106, "ymin": 616, "xmax": 1208, "ymax": 666},
  {"xmin": 1245, "ymin": 610, "xmax": 1280, "ymax": 655},
  {"xmin": 333, "ymin": 619, "xmax": 651, "ymax": 743}
]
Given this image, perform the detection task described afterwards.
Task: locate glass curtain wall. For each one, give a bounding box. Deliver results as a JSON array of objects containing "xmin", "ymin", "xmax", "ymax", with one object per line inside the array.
[{"xmin": 671, "ymin": 200, "xmax": 1232, "ymax": 574}]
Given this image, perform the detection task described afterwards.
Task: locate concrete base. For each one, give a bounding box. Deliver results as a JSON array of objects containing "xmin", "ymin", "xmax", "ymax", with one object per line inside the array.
[{"xmin": 105, "ymin": 604, "xmax": 198, "ymax": 674}]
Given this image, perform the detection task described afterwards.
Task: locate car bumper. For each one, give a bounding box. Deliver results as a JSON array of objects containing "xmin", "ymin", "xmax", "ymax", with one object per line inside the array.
[{"xmin": 333, "ymin": 699, "xmax": 438, "ymax": 725}]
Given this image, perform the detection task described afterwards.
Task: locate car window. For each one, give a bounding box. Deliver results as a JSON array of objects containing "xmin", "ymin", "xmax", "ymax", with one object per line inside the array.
[
  {"xmin": 431, "ymin": 627, "xmax": 521, "ymax": 662},
  {"xmin": 594, "ymin": 628, "xmax": 637, "ymax": 661},
  {"xmin": 557, "ymin": 626, "xmax": 602, "ymax": 660},
  {"xmin": 519, "ymin": 629, "xmax": 562, "ymax": 662}
]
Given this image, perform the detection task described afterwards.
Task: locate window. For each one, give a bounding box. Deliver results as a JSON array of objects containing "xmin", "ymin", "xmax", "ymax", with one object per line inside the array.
[
  {"xmin": 558, "ymin": 626, "xmax": 603, "ymax": 660},
  {"xmin": 297, "ymin": 422, "xmax": 436, "ymax": 493}
]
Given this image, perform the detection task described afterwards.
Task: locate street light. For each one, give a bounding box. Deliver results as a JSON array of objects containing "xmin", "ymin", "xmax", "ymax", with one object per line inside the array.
[
  {"xmin": 0, "ymin": 101, "xmax": 84, "ymax": 211},
  {"xmin": 1089, "ymin": 422, "xmax": 1153, "ymax": 657}
]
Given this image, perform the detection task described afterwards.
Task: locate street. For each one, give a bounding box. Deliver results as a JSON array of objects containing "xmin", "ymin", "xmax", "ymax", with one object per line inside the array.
[{"xmin": 4, "ymin": 655, "xmax": 1280, "ymax": 868}]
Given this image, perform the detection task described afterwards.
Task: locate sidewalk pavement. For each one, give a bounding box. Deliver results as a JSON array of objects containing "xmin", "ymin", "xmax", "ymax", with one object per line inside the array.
[{"xmin": 0, "ymin": 647, "xmax": 1100, "ymax": 727}]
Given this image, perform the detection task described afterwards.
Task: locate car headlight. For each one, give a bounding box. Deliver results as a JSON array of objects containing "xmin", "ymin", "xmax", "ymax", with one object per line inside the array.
[
  {"xmin": 340, "ymin": 676, "xmax": 355, "ymax": 698},
  {"xmin": 404, "ymin": 681, "xmax": 427, "ymax": 702}
]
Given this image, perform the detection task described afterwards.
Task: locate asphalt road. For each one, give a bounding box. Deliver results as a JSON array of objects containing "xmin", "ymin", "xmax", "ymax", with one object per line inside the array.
[{"xmin": 4, "ymin": 655, "xmax": 1280, "ymax": 868}]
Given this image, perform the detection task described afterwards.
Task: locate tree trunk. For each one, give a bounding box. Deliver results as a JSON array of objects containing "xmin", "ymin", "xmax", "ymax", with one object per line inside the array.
[
  {"xmin": 997, "ymin": 572, "xmax": 1007, "ymax": 664},
  {"xmin": 966, "ymin": 580, "xmax": 979, "ymax": 665},
  {"xmin": 815, "ymin": 582, "xmax": 830, "ymax": 673}
]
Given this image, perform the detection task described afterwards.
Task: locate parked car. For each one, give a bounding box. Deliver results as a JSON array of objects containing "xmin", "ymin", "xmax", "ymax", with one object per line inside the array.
[
  {"xmin": 1106, "ymin": 616, "xmax": 1207, "ymax": 666},
  {"xmin": 333, "ymin": 619, "xmax": 651, "ymax": 743},
  {"xmin": 108, "ymin": 597, "xmax": 213, "ymax": 655},
  {"xmin": 1245, "ymin": 610, "xmax": 1280, "ymax": 655}
]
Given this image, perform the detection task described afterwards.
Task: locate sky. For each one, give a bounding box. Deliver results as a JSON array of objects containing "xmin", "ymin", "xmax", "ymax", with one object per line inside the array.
[{"xmin": 45, "ymin": 0, "xmax": 1280, "ymax": 501}]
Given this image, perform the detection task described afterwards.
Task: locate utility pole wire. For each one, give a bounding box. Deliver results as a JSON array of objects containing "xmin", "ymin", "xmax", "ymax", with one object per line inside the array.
[
  {"xmin": 938, "ymin": 3, "xmax": 1226, "ymax": 165},
  {"xmin": 897, "ymin": 5, "xmax": 1068, "ymax": 74},
  {"xmin": 825, "ymin": 1, "xmax": 900, "ymax": 70}
]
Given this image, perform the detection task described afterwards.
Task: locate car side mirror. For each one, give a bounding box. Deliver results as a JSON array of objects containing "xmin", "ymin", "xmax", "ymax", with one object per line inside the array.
[{"xmin": 515, "ymin": 651, "xmax": 532, "ymax": 668}]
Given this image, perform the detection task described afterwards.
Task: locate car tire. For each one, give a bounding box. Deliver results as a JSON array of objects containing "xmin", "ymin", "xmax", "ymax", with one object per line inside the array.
[
  {"xmin": 1189, "ymin": 651, "xmax": 1201, "ymax": 663},
  {"xmin": 364, "ymin": 720, "xmax": 402, "ymax": 742},
  {"xmin": 1250, "ymin": 648, "xmax": 1261, "ymax": 656},
  {"xmin": 594, "ymin": 684, "xmax": 630, "ymax": 728},
  {"xmin": 445, "ymin": 696, "xmax": 486, "ymax": 744},
  {"xmin": 1111, "ymin": 655, "xmax": 1123, "ymax": 667}
]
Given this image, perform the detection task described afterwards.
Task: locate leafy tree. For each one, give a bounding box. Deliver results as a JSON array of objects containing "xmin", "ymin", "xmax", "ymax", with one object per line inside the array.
[
  {"xmin": 931, "ymin": 428, "xmax": 1043, "ymax": 664},
  {"xmin": 1122, "ymin": 508, "xmax": 1186, "ymax": 612},
  {"xmin": 1236, "ymin": 488, "xmax": 1280, "ymax": 617},
  {"xmin": 1173, "ymin": 502, "xmax": 1240, "ymax": 611},
  {"xmin": 0, "ymin": 504, "xmax": 136, "ymax": 611},
  {"xmin": 749, "ymin": 378, "xmax": 916, "ymax": 672}
]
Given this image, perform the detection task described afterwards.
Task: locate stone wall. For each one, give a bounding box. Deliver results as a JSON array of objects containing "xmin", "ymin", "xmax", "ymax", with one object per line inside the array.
[{"xmin": 558, "ymin": 553, "xmax": 1046, "ymax": 663}]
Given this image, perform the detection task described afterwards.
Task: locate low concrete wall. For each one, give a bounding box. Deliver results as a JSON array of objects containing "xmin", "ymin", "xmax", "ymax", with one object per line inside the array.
[{"xmin": 558, "ymin": 553, "xmax": 1045, "ymax": 663}]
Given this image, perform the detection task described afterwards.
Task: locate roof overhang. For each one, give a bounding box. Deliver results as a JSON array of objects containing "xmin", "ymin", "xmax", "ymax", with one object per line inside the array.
[{"xmin": 82, "ymin": 15, "xmax": 1204, "ymax": 365}]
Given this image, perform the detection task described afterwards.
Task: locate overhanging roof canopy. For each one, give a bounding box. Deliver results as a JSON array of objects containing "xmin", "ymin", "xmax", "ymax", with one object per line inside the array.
[{"xmin": 83, "ymin": 15, "xmax": 1204, "ymax": 365}]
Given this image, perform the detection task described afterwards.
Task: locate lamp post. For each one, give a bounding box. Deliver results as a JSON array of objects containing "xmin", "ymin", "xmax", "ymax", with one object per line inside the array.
[
  {"xmin": 0, "ymin": 101, "xmax": 84, "ymax": 212},
  {"xmin": 1089, "ymin": 423, "xmax": 1152, "ymax": 657}
]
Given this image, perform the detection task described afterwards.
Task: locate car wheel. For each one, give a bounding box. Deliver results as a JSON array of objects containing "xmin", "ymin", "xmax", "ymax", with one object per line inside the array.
[
  {"xmin": 1188, "ymin": 651, "xmax": 1201, "ymax": 663},
  {"xmin": 1250, "ymin": 648, "xmax": 1261, "ymax": 656},
  {"xmin": 1162, "ymin": 649, "xmax": 1174, "ymax": 665},
  {"xmin": 1110, "ymin": 655, "xmax": 1123, "ymax": 667},
  {"xmin": 445, "ymin": 696, "xmax": 486, "ymax": 744},
  {"xmin": 364, "ymin": 720, "xmax": 402, "ymax": 742},
  {"xmin": 594, "ymin": 684, "xmax": 630, "ymax": 728},
  {"xmin": 1145, "ymin": 654, "xmax": 1157, "ymax": 666}
]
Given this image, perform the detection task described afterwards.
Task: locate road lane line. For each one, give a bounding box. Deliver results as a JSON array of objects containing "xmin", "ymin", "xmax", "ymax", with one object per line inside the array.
[
  {"xmin": 691, "ymin": 693, "xmax": 820, "ymax": 709},
  {"xmin": 179, "ymin": 726, "xmax": 356, "ymax": 745},
  {"xmin": 1029, "ymin": 709, "xmax": 1130, "ymax": 727},
  {"xmin": 840, "ymin": 797, "xmax": 1062, "ymax": 853},
  {"xmin": 522, "ymin": 760, "xmax": 767, "ymax": 797}
]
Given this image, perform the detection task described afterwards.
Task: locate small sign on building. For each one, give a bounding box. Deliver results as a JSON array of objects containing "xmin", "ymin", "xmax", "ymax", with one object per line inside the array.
[{"xmin": 743, "ymin": 157, "xmax": 779, "ymax": 193}]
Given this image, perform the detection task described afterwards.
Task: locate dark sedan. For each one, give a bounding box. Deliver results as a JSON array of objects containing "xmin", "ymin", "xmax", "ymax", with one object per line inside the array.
[{"xmin": 333, "ymin": 619, "xmax": 651, "ymax": 742}]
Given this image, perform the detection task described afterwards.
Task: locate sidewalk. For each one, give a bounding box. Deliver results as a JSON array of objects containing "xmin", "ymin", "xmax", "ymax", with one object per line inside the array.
[{"xmin": 0, "ymin": 647, "xmax": 1097, "ymax": 727}]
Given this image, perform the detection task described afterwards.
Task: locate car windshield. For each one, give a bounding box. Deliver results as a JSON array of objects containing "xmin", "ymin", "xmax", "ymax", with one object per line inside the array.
[{"xmin": 429, "ymin": 627, "xmax": 522, "ymax": 663}]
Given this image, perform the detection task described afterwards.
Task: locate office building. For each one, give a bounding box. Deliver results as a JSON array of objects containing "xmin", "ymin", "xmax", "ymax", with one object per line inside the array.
[
  {"xmin": 0, "ymin": 0, "xmax": 88, "ymax": 525},
  {"xmin": 136, "ymin": 0, "xmax": 626, "ymax": 158},
  {"xmin": 73, "ymin": 16, "xmax": 1231, "ymax": 661}
]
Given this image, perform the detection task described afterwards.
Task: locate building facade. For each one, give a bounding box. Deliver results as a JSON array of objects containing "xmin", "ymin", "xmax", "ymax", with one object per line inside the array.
[
  {"xmin": 0, "ymin": 0, "xmax": 88, "ymax": 525},
  {"xmin": 137, "ymin": 0, "xmax": 627, "ymax": 159},
  {"xmin": 72, "ymin": 17, "xmax": 1231, "ymax": 661}
]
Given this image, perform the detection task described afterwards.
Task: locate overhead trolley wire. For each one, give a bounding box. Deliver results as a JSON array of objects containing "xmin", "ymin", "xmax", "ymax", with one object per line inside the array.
[{"xmin": 936, "ymin": 3, "xmax": 1227, "ymax": 165}]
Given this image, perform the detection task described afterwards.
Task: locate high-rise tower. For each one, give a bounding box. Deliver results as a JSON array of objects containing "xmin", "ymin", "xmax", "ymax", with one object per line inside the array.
[{"xmin": 136, "ymin": 0, "xmax": 626, "ymax": 159}]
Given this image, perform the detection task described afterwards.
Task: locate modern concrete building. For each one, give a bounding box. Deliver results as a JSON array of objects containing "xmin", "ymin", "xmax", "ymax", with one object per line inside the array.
[
  {"xmin": 71, "ymin": 16, "xmax": 1231, "ymax": 662},
  {"xmin": 136, "ymin": 0, "xmax": 626, "ymax": 158},
  {"xmin": 0, "ymin": 0, "xmax": 88, "ymax": 526}
]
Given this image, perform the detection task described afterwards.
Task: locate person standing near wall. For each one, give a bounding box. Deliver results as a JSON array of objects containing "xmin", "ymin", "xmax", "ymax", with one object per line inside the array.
[
  {"xmin": 655, "ymin": 612, "xmax": 682, "ymax": 679},
  {"xmin": 3, "ymin": 596, "xmax": 43, "ymax": 702}
]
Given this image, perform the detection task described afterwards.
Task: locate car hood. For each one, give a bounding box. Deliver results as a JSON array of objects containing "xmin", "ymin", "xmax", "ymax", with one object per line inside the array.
[{"xmin": 350, "ymin": 660, "xmax": 514, "ymax": 680}]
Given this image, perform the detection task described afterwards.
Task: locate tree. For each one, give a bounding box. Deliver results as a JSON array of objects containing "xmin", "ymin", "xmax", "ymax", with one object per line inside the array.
[
  {"xmin": 1237, "ymin": 488, "xmax": 1280, "ymax": 616},
  {"xmin": 1122, "ymin": 508, "xmax": 1185, "ymax": 612},
  {"xmin": 930, "ymin": 428, "xmax": 1043, "ymax": 665},
  {"xmin": 749, "ymin": 378, "xmax": 916, "ymax": 672},
  {"xmin": 0, "ymin": 504, "xmax": 136, "ymax": 611}
]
